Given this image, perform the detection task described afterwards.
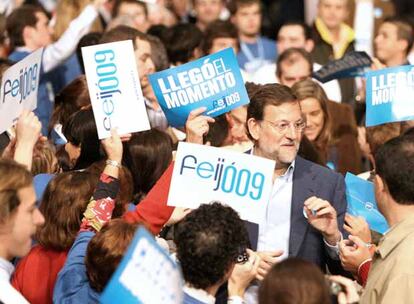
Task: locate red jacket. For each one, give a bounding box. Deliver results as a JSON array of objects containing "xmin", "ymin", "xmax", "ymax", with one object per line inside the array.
[
  {"xmin": 11, "ymin": 245, "xmax": 68, "ymax": 304},
  {"xmin": 124, "ymin": 162, "xmax": 175, "ymax": 234}
]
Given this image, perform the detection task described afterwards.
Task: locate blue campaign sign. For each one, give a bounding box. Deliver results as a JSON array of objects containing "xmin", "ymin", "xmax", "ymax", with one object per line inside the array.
[
  {"xmin": 100, "ymin": 227, "xmax": 183, "ymax": 304},
  {"xmin": 345, "ymin": 173, "xmax": 388, "ymax": 234},
  {"xmin": 313, "ymin": 51, "xmax": 372, "ymax": 83},
  {"xmin": 366, "ymin": 65, "xmax": 414, "ymax": 127},
  {"xmin": 148, "ymin": 48, "xmax": 250, "ymax": 127}
]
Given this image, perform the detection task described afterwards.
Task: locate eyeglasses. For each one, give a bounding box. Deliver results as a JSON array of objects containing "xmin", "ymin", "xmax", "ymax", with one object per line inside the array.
[{"xmin": 262, "ymin": 119, "xmax": 306, "ymax": 133}]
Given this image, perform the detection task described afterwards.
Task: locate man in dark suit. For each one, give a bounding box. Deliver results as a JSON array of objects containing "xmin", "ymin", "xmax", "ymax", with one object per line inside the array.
[{"xmin": 245, "ymin": 82, "xmax": 347, "ymax": 267}]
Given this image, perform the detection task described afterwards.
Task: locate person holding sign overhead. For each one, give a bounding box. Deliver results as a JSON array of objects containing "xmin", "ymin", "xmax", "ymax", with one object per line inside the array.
[
  {"xmin": 99, "ymin": 25, "xmax": 169, "ymax": 130},
  {"xmin": 6, "ymin": 0, "xmax": 106, "ymax": 135}
]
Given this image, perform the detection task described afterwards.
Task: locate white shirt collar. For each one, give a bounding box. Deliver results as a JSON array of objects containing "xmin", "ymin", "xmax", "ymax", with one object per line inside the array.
[
  {"xmin": 249, "ymin": 146, "xmax": 296, "ymax": 178},
  {"xmin": 0, "ymin": 257, "xmax": 15, "ymax": 281},
  {"xmin": 183, "ymin": 284, "xmax": 215, "ymax": 304}
]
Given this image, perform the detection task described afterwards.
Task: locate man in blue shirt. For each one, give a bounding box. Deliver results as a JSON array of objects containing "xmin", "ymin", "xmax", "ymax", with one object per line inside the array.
[{"xmin": 229, "ymin": 0, "xmax": 276, "ymax": 76}]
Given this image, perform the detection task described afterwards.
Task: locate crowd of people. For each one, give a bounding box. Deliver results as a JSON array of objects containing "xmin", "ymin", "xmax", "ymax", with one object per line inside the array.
[{"xmin": 1, "ymin": 0, "xmax": 414, "ymax": 303}]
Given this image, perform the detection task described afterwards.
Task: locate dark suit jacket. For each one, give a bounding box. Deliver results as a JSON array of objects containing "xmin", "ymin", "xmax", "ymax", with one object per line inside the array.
[
  {"xmin": 288, "ymin": 156, "xmax": 347, "ymax": 273},
  {"xmin": 245, "ymin": 155, "xmax": 348, "ymax": 274},
  {"xmin": 216, "ymin": 155, "xmax": 349, "ymax": 303}
]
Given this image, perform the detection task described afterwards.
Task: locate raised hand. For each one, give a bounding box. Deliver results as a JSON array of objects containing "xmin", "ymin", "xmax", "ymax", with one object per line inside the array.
[
  {"xmin": 228, "ymin": 249, "xmax": 261, "ymax": 297},
  {"xmin": 185, "ymin": 107, "xmax": 215, "ymax": 145},
  {"xmin": 256, "ymin": 250, "xmax": 284, "ymax": 281},
  {"xmin": 344, "ymin": 213, "xmax": 371, "ymax": 244},
  {"xmin": 304, "ymin": 196, "xmax": 341, "ymax": 245}
]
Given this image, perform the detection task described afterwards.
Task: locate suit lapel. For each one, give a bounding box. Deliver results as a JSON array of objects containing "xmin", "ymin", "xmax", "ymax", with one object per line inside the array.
[{"xmin": 289, "ymin": 157, "xmax": 317, "ymax": 257}]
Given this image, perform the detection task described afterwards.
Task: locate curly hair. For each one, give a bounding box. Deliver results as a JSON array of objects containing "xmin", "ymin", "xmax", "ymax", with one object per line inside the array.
[{"xmin": 174, "ymin": 202, "xmax": 248, "ymax": 289}]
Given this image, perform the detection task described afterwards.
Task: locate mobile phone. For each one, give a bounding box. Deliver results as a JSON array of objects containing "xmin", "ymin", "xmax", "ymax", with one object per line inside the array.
[
  {"xmin": 326, "ymin": 278, "xmax": 344, "ymax": 296},
  {"xmin": 236, "ymin": 247, "xmax": 249, "ymax": 264}
]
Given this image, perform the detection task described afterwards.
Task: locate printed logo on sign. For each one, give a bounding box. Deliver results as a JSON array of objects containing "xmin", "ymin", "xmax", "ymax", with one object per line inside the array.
[
  {"xmin": 2, "ymin": 63, "xmax": 39, "ymax": 104},
  {"xmin": 149, "ymin": 48, "xmax": 250, "ymax": 127},
  {"xmin": 93, "ymin": 49, "xmax": 122, "ymax": 131},
  {"xmin": 179, "ymin": 155, "xmax": 265, "ymax": 201},
  {"xmin": 157, "ymin": 57, "xmax": 236, "ymax": 109}
]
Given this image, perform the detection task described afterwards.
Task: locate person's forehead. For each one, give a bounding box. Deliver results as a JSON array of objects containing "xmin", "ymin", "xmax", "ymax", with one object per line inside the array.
[
  {"xmin": 195, "ymin": 0, "xmax": 222, "ymax": 6},
  {"xmin": 18, "ymin": 186, "xmax": 36, "ymax": 208},
  {"xmin": 300, "ymin": 97, "xmax": 322, "ymax": 110},
  {"xmin": 35, "ymin": 11, "xmax": 48, "ymax": 23},
  {"xmin": 320, "ymin": 0, "xmax": 348, "ymax": 7},
  {"xmin": 213, "ymin": 37, "xmax": 237, "ymax": 44},
  {"xmin": 278, "ymin": 25, "xmax": 305, "ymax": 40},
  {"xmin": 281, "ymin": 59, "xmax": 311, "ymax": 76},
  {"xmin": 263, "ymin": 102, "xmax": 301, "ymax": 119},
  {"xmin": 379, "ymin": 22, "xmax": 398, "ymax": 35},
  {"xmin": 238, "ymin": 3, "xmax": 260, "ymax": 13},
  {"xmin": 119, "ymin": 2, "xmax": 145, "ymax": 13},
  {"xmin": 231, "ymin": 106, "xmax": 247, "ymax": 120},
  {"xmin": 135, "ymin": 38, "xmax": 151, "ymax": 53}
]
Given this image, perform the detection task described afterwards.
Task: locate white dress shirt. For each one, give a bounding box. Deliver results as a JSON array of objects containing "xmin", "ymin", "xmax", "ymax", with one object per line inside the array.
[{"xmin": 0, "ymin": 257, "xmax": 29, "ymax": 304}]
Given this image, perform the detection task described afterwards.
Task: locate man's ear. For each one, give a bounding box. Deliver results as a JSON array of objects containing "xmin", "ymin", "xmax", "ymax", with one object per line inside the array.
[
  {"xmin": 397, "ymin": 39, "xmax": 409, "ymax": 55},
  {"xmin": 22, "ymin": 26, "xmax": 34, "ymax": 46},
  {"xmin": 305, "ymin": 39, "xmax": 314, "ymax": 53},
  {"xmin": 374, "ymin": 174, "xmax": 385, "ymax": 194},
  {"xmin": 247, "ymin": 118, "xmax": 260, "ymax": 141}
]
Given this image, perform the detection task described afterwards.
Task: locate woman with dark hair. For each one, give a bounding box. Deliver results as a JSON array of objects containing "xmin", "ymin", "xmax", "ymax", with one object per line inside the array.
[
  {"xmin": 62, "ymin": 108, "xmax": 104, "ymax": 171},
  {"xmin": 123, "ymin": 129, "xmax": 173, "ymax": 203},
  {"xmin": 48, "ymin": 76, "xmax": 91, "ymax": 145}
]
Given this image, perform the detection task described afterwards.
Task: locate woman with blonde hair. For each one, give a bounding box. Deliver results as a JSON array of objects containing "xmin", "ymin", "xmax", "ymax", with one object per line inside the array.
[
  {"xmin": 51, "ymin": 0, "xmax": 103, "ymax": 90},
  {"xmin": 292, "ymin": 79, "xmax": 332, "ymax": 166}
]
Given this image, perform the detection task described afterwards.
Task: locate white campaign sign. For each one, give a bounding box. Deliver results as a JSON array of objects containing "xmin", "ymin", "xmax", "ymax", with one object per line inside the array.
[
  {"xmin": 0, "ymin": 48, "xmax": 43, "ymax": 134},
  {"xmin": 82, "ymin": 40, "xmax": 150, "ymax": 139},
  {"xmin": 101, "ymin": 227, "xmax": 183, "ymax": 304},
  {"xmin": 168, "ymin": 142, "xmax": 275, "ymax": 224}
]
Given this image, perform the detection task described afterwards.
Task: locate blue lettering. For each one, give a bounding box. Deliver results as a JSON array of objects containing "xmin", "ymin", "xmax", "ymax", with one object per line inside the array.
[
  {"xmin": 180, "ymin": 155, "xmax": 197, "ymax": 174},
  {"xmin": 235, "ymin": 169, "xmax": 251, "ymax": 197},
  {"xmin": 178, "ymin": 155, "xmax": 266, "ymax": 200},
  {"xmin": 221, "ymin": 162, "xmax": 236, "ymax": 193},
  {"xmin": 196, "ymin": 161, "xmax": 214, "ymax": 178},
  {"xmin": 2, "ymin": 64, "xmax": 39, "ymax": 104}
]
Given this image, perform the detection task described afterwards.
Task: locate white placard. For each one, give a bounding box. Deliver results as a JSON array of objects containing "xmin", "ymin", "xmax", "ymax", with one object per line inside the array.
[
  {"xmin": 0, "ymin": 48, "xmax": 43, "ymax": 134},
  {"xmin": 82, "ymin": 40, "xmax": 150, "ymax": 139},
  {"xmin": 101, "ymin": 227, "xmax": 183, "ymax": 304},
  {"xmin": 168, "ymin": 142, "xmax": 275, "ymax": 224}
]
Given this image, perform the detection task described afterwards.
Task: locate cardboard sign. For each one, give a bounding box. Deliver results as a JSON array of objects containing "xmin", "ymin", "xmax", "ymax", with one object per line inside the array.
[
  {"xmin": 345, "ymin": 173, "xmax": 388, "ymax": 234},
  {"xmin": 0, "ymin": 48, "xmax": 43, "ymax": 133},
  {"xmin": 149, "ymin": 48, "xmax": 250, "ymax": 127},
  {"xmin": 101, "ymin": 227, "xmax": 183, "ymax": 304},
  {"xmin": 366, "ymin": 65, "xmax": 414, "ymax": 127},
  {"xmin": 168, "ymin": 142, "xmax": 275, "ymax": 224},
  {"xmin": 313, "ymin": 51, "xmax": 372, "ymax": 83},
  {"xmin": 82, "ymin": 40, "xmax": 150, "ymax": 139}
]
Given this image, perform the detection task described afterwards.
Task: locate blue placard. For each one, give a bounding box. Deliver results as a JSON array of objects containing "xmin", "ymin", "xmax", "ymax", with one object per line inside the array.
[
  {"xmin": 313, "ymin": 51, "xmax": 372, "ymax": 83},
  {"xmin": 100, "ymin": 227, "xmax": 183, "ymax": 304},
  {"xmin": 345, "ymin": 173, "xmax": 388, "ymax": 234},
  {"xmin": 366, "ymin": 65, "xmax": 414, "ymax": 127},
  {"xmin": 148, "ymin": 48, "xmax": 250, "ymax": 127}
]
